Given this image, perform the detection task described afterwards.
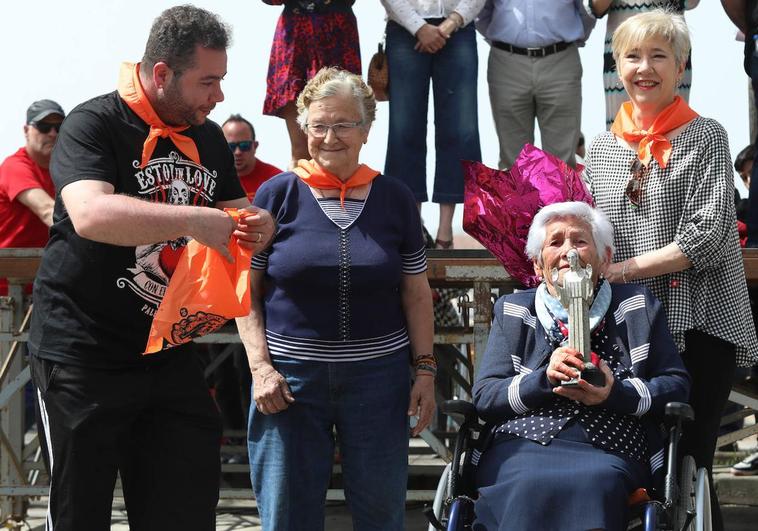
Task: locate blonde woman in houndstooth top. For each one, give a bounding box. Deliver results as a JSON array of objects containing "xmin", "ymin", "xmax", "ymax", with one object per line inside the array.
[
  {"xmin": 587, "ymin": 0, "xmax": 699, "ymax": 129},
  {"xmin": 584, "ymin": 10, "xmax": 758, "ymax": 531}
]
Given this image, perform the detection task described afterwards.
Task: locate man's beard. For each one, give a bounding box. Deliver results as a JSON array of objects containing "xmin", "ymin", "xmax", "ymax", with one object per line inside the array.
[{"xmin": 160, "ymin": 81, "xmax": 204, "ymax": 126}]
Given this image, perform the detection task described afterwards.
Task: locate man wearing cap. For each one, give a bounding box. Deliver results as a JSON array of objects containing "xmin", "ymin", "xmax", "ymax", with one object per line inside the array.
[
  {"xmin": 222, "ymin": 114, "xmax": 282, "ymax": 201},
  {"xmin": 27, "ymin": 6, "xmax": 274, "ymax": 530},
  {"xmin": 0, "ymin": 100, "xmax": 65, "ymax": 293},
  {"xmin": 477, "ymin": 0, "xmax": 594, "ymax": 169}
]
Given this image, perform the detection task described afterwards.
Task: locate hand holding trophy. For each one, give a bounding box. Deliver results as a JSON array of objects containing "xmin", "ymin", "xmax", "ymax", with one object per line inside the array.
[{"xmin": 552, "ymin": 249, "xmax": 605, "ymax": 387}]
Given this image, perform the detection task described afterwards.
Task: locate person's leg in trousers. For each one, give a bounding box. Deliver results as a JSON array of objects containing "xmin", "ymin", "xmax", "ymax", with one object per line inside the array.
[
  {"xmin": 384, "ymin": 20, "xmax": 432, "ymax": 203},
  {"xmin": 680, "ymin": 330, "xmax": 737, "ymax": 531},
  {"xmin": 120, "ymin": 352, "xmax": 221, "ymax": 531},
  {"xmin": 248, "ymin": 358, "xmax": 335, "ymax": 531},
  {"xmin": 487, "ymin": 48, "xmax": 536, "ymax": 170},
  {"xmin": 337, "ymin": 352, "xmax": 410, "ymax": 531},
  {"xmin": 429, "ymin": 23, "xmax": 481, "ymax": 243},
  {"xmin": 30, "ymin": 355, "xmax": 145, "ymax": 531},
  {"xmin": 534, "ymin": 45, "xmax": 582, "ymax": 167}
]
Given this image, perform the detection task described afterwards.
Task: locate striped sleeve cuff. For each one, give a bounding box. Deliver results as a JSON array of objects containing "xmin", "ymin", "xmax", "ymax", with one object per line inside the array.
[
  {"xmin": 626, "ymin": 378, "xmax": 652, "ymax": 416},
  {"xmin": 508, "ymin": 374, "xmax": 530, "ymax": 414},
  {"xmin": 401, "ymin": 246, "xmax": 427, "ymax": 275},
  {"xmin": 251, "ymin": 249, "xmax": 270, "ymax": 270}
]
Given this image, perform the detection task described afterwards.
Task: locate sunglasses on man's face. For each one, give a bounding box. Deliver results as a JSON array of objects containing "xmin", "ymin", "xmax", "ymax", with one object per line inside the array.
[
  {"xmin": 228, "ymin": 141, "xmax": 253, "ymax": 152},
  {"xmin": 625, "ymin": 159, "xmax": 647, "ymax": 207},
  {"xmin": 32, "ymin": 122, "xmax": 62, "ymax": 134}
]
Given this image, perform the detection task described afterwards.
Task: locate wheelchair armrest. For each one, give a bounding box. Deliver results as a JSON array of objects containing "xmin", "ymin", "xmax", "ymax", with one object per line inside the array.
[
  {"xmin": 441, "ymin": 399, "xmax": 478, "ymax": 425},
  {"xmin": 664, "ymin": 401, "xmax": 694, "ymax": 422}
]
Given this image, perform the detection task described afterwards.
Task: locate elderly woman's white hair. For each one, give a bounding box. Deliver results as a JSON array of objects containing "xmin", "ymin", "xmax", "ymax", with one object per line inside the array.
[
  {"xmin": 296, "ymin": 67, "xmax": 376, "ymax": 130},
  {"xmin": 612, "ymin": 9, "xmax": 691, "ymax": 68},
  {"xmin": 525, "ymin": 202, "xmax": 615, "ymax": 265}
]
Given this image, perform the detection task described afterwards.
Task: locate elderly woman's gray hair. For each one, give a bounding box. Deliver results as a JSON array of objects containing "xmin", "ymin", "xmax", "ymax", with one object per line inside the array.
[
  {"xmin": 525, "ymin": 202, "xmax": 615, "ymax": 264},
  {"xmin": 296, "ymin": 67, "xmax": 377, "ymax": 130},
  {"xmin": 612, "ymin": 9, "xmax": 691, "ymax": 68}
]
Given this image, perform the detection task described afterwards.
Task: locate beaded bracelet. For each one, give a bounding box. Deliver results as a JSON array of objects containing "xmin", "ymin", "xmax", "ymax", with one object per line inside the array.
[
  {"xmin": 413, "ymin": 354, "xmax": 436, "ymax": 367},
  {"xmin": 622, "ymin": 261, "xmax": 629, "ymax": 283},
  {"xmin": 415, "ymin": 363, "xmax": 438, "ymax": 376},
  {"xmin": 413, "ymin": 354, "xmax": 437, "ymax": 373}
]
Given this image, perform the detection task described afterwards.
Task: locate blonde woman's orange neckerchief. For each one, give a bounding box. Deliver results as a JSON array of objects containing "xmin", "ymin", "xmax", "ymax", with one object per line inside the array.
[{"xmin": 611, "ymin": 96, "xmax": 698, "ymax": 168}]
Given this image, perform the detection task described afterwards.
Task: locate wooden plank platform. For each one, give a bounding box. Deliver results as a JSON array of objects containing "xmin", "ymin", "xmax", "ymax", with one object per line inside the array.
[{"xmin": 5, "ymin": 248, "xmax": 758, "ymax": 284}]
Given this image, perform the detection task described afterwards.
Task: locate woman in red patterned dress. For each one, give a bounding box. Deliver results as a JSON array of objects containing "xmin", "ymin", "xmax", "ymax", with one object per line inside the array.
[{"xmin": 263, "ymin": 1, "xmax": 362, "ymax": 167}]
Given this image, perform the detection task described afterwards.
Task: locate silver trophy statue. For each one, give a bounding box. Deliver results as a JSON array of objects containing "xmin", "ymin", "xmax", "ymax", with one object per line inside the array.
[{"xmin": 551, "ymin": 249, "xmax": 604, "ymax": 387}]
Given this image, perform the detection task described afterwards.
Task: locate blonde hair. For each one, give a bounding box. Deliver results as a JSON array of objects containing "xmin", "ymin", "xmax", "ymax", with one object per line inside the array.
[
  {"xmin": 296, "ymin": 67, "xmax": 376, "ymax": 130},
  {"xmin": 612, "ymin": 9, "xmax": 691, "ymax": 68}
]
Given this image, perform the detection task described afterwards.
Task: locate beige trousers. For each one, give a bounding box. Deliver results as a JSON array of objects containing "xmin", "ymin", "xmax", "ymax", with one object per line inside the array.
[{"xmin": 487, "ymin": 43, "xmax": 582, "ymax": 169}]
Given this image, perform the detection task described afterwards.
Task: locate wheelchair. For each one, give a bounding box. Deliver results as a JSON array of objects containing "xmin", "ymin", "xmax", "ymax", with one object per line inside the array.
[{"xmin": 425, "ymin": 400, "xmax": 712, "ymax": 531}]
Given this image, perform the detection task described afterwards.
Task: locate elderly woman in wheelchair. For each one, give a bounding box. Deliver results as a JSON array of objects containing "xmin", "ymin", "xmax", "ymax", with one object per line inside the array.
[{"xmin": 469, "ymin": 202, "xmax": 691, "ymax": 530}]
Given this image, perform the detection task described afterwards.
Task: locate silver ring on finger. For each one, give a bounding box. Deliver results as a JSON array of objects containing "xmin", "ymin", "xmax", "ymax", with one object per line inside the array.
[{"xmin": 255, "ymin": 232, "xmax": 262, "ymax": 243}]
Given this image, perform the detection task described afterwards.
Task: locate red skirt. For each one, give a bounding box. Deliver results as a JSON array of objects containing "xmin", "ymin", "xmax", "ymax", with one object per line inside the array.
[{"xmin": 263, "ymin": 9, "xmax": 361, "ymax": 116}]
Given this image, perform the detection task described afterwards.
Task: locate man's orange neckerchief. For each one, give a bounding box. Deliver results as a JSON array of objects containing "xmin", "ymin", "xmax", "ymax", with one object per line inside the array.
[{"xmin": 117, "ymin": 62, "xmax": 201, "ymax": 168}]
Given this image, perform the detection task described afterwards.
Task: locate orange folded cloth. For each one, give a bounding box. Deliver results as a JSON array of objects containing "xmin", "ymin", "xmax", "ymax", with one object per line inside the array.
[{"xmin": 144, "ymin": 208, "xmax": 252, "ymax": 354}]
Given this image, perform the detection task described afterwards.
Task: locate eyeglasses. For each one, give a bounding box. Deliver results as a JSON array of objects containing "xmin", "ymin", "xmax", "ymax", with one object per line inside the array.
[
  {"xmin": 228, "ymin": 141, "xmax": 254, "ymax": 152},
  {"xmin": 625, "ymin": 158, "xmax": 647, "ymax": 207},
  {"xmin": 31, "ymin": 122, "xmax": 62, "ymax": 134},
  {"xmin": 305, "ymin": 122, "xmax": 363, "ymax": 138}
]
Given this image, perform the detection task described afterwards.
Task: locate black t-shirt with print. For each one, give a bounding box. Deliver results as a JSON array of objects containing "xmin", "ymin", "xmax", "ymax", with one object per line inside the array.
[{"xmin": 28, "ymin": 91, "xmax": 245, "ymax": 368}]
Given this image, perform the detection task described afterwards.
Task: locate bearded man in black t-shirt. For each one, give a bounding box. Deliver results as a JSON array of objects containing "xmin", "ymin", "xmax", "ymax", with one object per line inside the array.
[{"xmin": 27, "ymin": 6, "xmax": 275, "ymax": 530}]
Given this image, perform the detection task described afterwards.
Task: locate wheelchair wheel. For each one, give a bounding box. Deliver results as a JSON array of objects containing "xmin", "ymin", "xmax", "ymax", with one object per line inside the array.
[
  {"xmin": 429, "ymin": 462, "xmax": 452, "ymax": 531},
  {"xmin": 676, "ymin": 455, "xmax": 697, "ymax": 530},
  {"xmin": 694, "ymin": 467, "xmax": 711, "ymax": 531},
  {"xmin": 676, "ymin": 456, "xmax": 712, "ymax": 531}
]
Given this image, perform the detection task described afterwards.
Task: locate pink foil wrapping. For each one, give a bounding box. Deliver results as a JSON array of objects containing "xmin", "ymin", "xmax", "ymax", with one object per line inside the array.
[{"xmin": 462, "ymin": 144, "xmax": 594, "ymax": 288}]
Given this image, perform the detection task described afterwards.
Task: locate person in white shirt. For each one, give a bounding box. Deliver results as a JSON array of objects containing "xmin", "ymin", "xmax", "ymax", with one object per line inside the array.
[{"xmin": 380, "ymin": 0, "xmax": 485, "ymax": 249}]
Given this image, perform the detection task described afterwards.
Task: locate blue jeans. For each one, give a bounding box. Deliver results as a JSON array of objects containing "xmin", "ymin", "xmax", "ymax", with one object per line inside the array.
[
  {"xmin": 248, "ymin": 351, "xmax": 411, "ymax": 531},
  {"xmin": 384, "ymin": 20, "xmax": 482, "ymax": 204}
]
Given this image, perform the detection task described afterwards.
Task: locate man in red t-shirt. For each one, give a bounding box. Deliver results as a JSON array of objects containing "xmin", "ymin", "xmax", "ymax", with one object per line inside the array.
[
  {"xmin": 222, "ymin": 114, "xmax": 282, "ymax": 201},
  {"xmin": 0, "ymin": 99, "xmax": 66, "ymax": 294}
]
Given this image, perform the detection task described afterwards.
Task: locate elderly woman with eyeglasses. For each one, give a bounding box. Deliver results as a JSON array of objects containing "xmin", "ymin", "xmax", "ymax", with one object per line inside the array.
[
  {"xmin": 584, "ymin": 10, "xmax": 758, "ymax": 530},
  {"xmin": 473, "ymin": 201, "xmax": 689, "ymax": 530},
  {"xmin": 241, "ymin": 67, "xmax": 435, "ymax": 531}
]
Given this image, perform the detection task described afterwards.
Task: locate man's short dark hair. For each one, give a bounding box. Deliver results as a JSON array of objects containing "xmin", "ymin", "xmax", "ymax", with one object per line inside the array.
[
  {"xmin": 735, "ymin": 144, "xmax": 756, "ymax": 173},
  {"xmin": 223, "ymin": 114, "xmax": 256, "ymax": 141},
  {"xmin": 142, "ymin": 5, "xmax": 231, "ymax": 76}
]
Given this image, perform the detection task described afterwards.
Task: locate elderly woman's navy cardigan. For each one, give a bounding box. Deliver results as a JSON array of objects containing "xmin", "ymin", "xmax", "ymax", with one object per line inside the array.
[{"xmin": 473, "ymin": 283, "xmax": 691, "ymax": 479}]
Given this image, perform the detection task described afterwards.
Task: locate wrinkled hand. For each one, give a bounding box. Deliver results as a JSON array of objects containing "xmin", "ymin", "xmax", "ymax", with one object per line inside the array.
[
  {"xmin": 414, "ymin": 24, "xmax": 447, "ymax": 53},
  {"xmin": 252, "ymin": 364, "xmax": 294, "ymax": 415},
  {"xmin": 546, "ymin": 347, "xmax": 585, "ymax": 386},
  {"xmin": 553, "ymin": 360, "xmax": 614, "ymax": 406},
  {"xmin": 235, "ymin": 206, "xmax": 276, "ymax": 254},
  {"xmin": 408, "ymin": 374, "xmax": 436, "ymax": 436},
  {"xmin": 190, "ymin": 207, "xmax": 236, "ymax": 262}
]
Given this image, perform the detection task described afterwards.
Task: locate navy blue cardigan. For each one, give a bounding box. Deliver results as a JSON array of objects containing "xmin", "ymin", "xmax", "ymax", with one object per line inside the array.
[{"xmin": 473, "ymin": 283, "xmax": 691, "ymax": 476}]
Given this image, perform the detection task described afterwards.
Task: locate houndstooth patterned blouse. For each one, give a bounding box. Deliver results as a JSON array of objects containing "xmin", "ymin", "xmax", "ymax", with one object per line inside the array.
[{"xmin": 585, "ymin": 117, "xmax": 758, "ymax": 367}]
